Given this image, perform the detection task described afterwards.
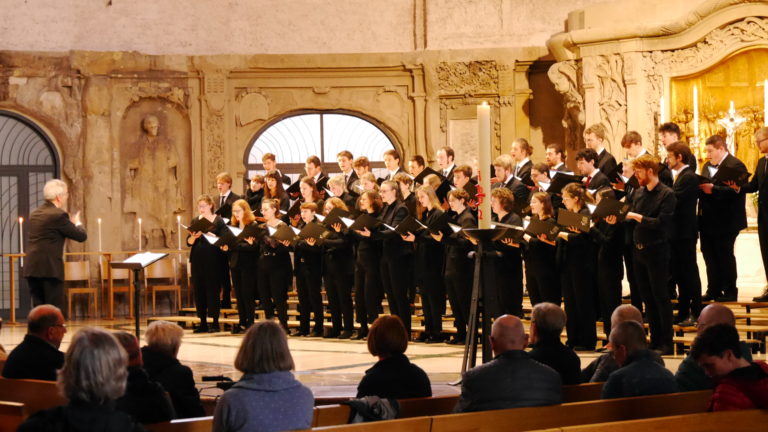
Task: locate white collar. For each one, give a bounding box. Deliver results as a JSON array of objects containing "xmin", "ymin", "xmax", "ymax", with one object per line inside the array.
[
  {"xmin": 516, "ymin": 158, "xmax": 530, "ymax": 168},
  {"xmin": 672, "ymin": 164, "xmax": 689, "ymax": 177},
  {"xmin": 505, "ymin": 173, "xmax": 515, "ymax": 184},
  {"xmin": 589, "ymin": 168, "xmax": 600, "ymax": 177}
]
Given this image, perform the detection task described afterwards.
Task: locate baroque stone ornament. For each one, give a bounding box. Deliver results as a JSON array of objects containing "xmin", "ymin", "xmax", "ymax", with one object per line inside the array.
[
  {"xmin": 591, "ymin": 54, "xmax": 627, "ymax": 148},
  {"xmin": 436, "ymin": 61, "xmax": 500, "ymax": 95},
  {"xmin": 127, "ymin": 82, "xmax": 190, "ymax": 109},
  {"xmin": 548, "ymin": 60, "xmax": 585, "ymax": 150}
]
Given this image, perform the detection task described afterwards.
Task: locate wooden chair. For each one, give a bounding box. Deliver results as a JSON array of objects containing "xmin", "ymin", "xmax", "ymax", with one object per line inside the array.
[
  {"xmin": 65, "ymin": 261, "xmax": 98, "ymax": 319},
  {"xmin": 559, "ymin": 409, "xmax": 768, "ymax": 432},
  {"xmin": 0, "ymin": 378, "xmax": 66, "ymax": 415},
  {"xmin": 145, "ymin": 258, "xmax": 182, "ymax": 314},
  {"xmin": 145, "ymin": 416, "xmax": 213, "ymax": 432},
  {"xmin": 0, "ymin": 401, "xmax": 26, "ymax": 432},
  {"xmin": 102, "ymin": 258, "xmax": 133, "ymax": 319}
]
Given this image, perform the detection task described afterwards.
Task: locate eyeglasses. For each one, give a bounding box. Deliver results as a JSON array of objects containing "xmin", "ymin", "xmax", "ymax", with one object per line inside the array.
[{"xmin": 52, "ymin": 323, "xmax": 66, "ymax": 329}]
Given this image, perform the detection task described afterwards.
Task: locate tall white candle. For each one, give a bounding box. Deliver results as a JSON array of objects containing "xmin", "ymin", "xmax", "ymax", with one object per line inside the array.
[
  {"xmin": 730, "ymin": 100, "xmax": 735, "ymax": 115},
  {"xmin": 660, "ymin": 96, "xmax": 666, "ymax": 124},
  {"xmin": 18, "ymin": 217, "xmax": 24, "ymax": 266},
  {"xmin": 97, "ymin": 218, "xmax": 102, "ymax": 252},
  {"xmin": 693, "ymin": 86, "xmax": 699, "ymax": 140},
  {"xmin": 477, "ymin": 102, "xmax": 492, "ymax": 229},
  {"xmin": 763, "ymin": 80, "xmax": 767, "ymax": 127},
  {"xmin": 177, "ymin": 215, "xmax": 182, "ymax": 250},
  {"xmin": 138, "ymin": 217, "xmax": 142, "ymax": 251}
]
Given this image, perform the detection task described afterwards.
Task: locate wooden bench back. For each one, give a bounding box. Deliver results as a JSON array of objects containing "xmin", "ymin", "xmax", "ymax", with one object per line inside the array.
[
  {"xmin": 429, "ymin": 390, "xmax": 712, "ymax": 432},
  {"xmin": 313, "ymin": 404, "xmax": 351, "ymax": 427},
  {"xmin": 561, "ymin": 382, "xmax": 603, "ymax": 403},
  {"xmin": 0, "ymin": 401, "xmax": 26, "ymax": 432},
  {"xmin": 558, "ymin": 409, "xmax": 768, "ymax": 432},
  {"xmin": 312, "ymin": 416, "xmax": 432, "ymax": 432},
  {"xmin": 145, "ymin": 416, "xmax": 213, "ymax": 432},
  {"xmin": 398, "ymin": 395, "xmax": 459, "ymax": 418},
  {"xmin": 0, "ymin": 378, "xmax": 66, "ymax": 415}
]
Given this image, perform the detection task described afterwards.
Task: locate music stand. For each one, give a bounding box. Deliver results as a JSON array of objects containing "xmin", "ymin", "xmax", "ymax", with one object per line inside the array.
[
  {"xmin": 111, "ymin": 252, "xmax": 168, "ymax": 339},
  {"xmin": 453, "ymin": 227, "xmax": 506, "ymax": 384}
]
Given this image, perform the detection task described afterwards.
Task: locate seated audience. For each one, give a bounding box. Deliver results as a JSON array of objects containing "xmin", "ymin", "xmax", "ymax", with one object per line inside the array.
[
  {"xmin": 213, "ymin": 321, "xmax": 313, "ymax": 432},
  {"xmin": 113, "ymin": 331, "xmax": 176, "ymax": 424},
  {"xmin": 356, "ymin": 315, "xmax": 432, "ymax": 399},
  {"xmin": 676, "ymin": 303, "xmax": 752, "ymax": 392},
  {"xmin": 602, "ymin": 321, "xmax": 679, "ymax": 399},
  {"xmin": 582, "ymin": 305, "xmax": 664, "ymax": 383},
  {"xmin": 0, "ymin": 317, "xmax": 7, "ymax": 361},
  {"xmin": 18, "ymin": 327, "xmax": 144, "ymax": 432},
  {"xmin": 691, "ymin": 323, "xmax": 768, "ymax": 411},
  {"xmin": 141, "ymin": 320, "xmax": 204, "ymax": 419},
  {"xmin": 528, "ymin": 302, "xmax": 581, "ymax": 385},
  {"xmin": 455, "ymin": 314, "xmax": 561, "ymax": 412},
  {"xmin": 2, "ymin": 304, "xmax": 65, "ymax": 381}
]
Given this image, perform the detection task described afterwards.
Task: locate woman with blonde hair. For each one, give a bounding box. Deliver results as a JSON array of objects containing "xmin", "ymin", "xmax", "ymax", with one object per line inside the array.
[
  {"xmin": 222, "ymin": 199, "xmax": 260, "ymax": 334},
  {"xmin": 213, "ymin": 321, "xmax": 313, "ymax": 432},
  {"xmin": 18, "ymin": 327, "xmax": 144, "ymax": 432}
]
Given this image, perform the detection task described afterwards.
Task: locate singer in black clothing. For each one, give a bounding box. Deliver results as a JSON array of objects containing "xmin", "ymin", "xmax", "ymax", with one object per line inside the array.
[
  {"xmin": 739, "ymin": 127, "xmax": 768, "ymax": 302},
  {"xmin": 377, "ymin": 181, "xmax": 413, "ymax": 333},
  {"xmin": 187, "ymin": 195, "xmax": 228, "ymax": 333},
  {"xmin": 245, "ymin": 174, "xmax": 265, "ymax": 214},
  {"xmin": 557, "ymin": 183, "xmax": 597, "ymax": 351},
  {"xmin": 490, "ymin": 188, "xmax": 524, "ymax": 318},
  {"xmin": 322, "ymin": 198, "xmax": 356, "ymax": 339},
  {"xmin": 263, "ymin": 170, "xmax": 290, "ymax": 212},
  {"xmin": 590, "ymin": 189, "xmax": 624, "ymax": 339},
  {"xmin": 257, "ymin": 199, "xmax": 292, "ymax": 332},
  {"xmin": 222, "ymin": 200, "xmax": 261, "ymax": 335},
  {"xmin": 439, "ymin": 189, "xmax": 476, "ymax": 344},
  {"xmin": 352, "ymin": 191, "xmax": 384, "ymax": 340},
  {"xmin": 523, "ymin": 192, "xmax": 561, "ymax": 306},
  {"xmin": 293, "ymin": 202, "xmax": 325, "ymax": 337},
  {"xmin": 403, "ymin": 186, "xmax": 446, "ymax": 343}
]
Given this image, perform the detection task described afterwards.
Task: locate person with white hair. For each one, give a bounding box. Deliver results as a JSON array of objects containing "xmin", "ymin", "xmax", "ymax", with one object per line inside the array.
[
  {"xmin": 17, "ymin": 327, "xmax": 144, "ymax": 432},
  {"xmin": 140, "ymin": 321, "xmax": 204, "ymax": 419},
  {"xmin": 23, "ymin": 178, "xmax": 87, "ymax": 311}
]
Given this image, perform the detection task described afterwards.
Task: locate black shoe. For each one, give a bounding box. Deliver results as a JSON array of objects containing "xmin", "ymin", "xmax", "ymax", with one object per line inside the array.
[
  {"xmin": 193, "ymin": 327, "xmax": 208, "ymax": 334},
  {"xmin": 323, "ymin": 330, "xmax": 341, "ymax": 339},
  {"xmin": 573, "ymin": 345, "xmax": 595, "ymax": 352},
  {"xmin": 338, "ymin": 330, "xmax": 354, "ymax": 339},
  {"xmin": 446, "ymin": 335, "xmax": 465, "ymax": 345},
  {"xmin": 354, "ymin": 330, "xmax": 368, "ymax": 340},
  {"xmin": 753, "ymin": 289, "xmax": 768, "ymax": 302},
  {"xmin": 231, "ymin": 325, "xmax": 244, "ymax": 335},
  {"xmin": 309, "ymin": 330, "xmax": 323, "ymax": 338},
  {"xmin": 414, "ymin": 334, "xmax": 429, "ymax": 343},
  {"xmin": 209, "ymin": 323, "xmax": 221, "ymax": 333},
  {"xmin": 425, "ymin": 336, "xmax": 445, "ymax": 344},
  {"xmin": 716, "ymin": 295, "xmax": 737, "ymax": 302}
]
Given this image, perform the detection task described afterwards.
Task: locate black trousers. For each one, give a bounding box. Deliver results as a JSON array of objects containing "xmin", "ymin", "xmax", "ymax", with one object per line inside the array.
[
  {"xmin": 297, "ymin": 262, "xmax": 324, "ymax": 333},
  {"xmin": 354, "ymin": 249, "xmax": 382, "ymax": 331},
  {"xmin": 634, "ymin": 243, "xmax": 673, "ymax": 348},
  {"xmin": 525, "ymin": 251, "xmax": 561, "ymax": 306},
  {"xmin": 221, "ymin": 267, "xmax": 232, "ymax": 307},
  {"xmin": 596, "ymin": 254, "xmax": 623, "ymax": 338},
  {"xmin": 560, "ymin": 261, "xmax": 597, "ymax": 349},
  {"xmin": 758, "ymin": 213, "xmax": 768, "ymax": 283},
  {"xmin": 257, "ymin": 256, "xmax": 289, "ymax": 329},
  {"xmin": 496, "ymin": 252, "xmax": 524, "ymax": 317},
  {"xmin": 324, "ymin": 257, "xmax": 354, "ymax": 332},
  {"xmin": 380, "ymin": 253, "xmax": 413, "ymax": 332},
  {"xmin": 700, "ymin": 230, "xmax": 739, "ymax": 298},
  {"xmin": 444, "ymin": 256, "xmax": 473, "ymax": 337},
  {"xmin": 420, "ymin": 273, "xmax": 444, "ymax": 337},
  {"xmin": 27, "ymin": 277, "xmax": 64, "ymax": 313},
  {"xmin": 671, "ymin": 237, "xmax": 702, "ymax": 319},
  {"xmin": 231, "ymin": 265, "xmax": 257, "ymax": 327},
  {"xmin": 190, "ymin": 268, "xmax": 220, "ymax": 322},
  {"xmin": 623, "ymin": 244, "xmax": 643, "ymax": 313}
]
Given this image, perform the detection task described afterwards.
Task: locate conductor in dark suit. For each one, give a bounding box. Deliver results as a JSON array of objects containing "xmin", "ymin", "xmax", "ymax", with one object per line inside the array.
[
  {"xmin": 214, "ymin": 172, "xmax": 241, "ymax": 220},
  {"xmin": 23, "ymin": 179, "xmax": 87, "ymax": 310},
  {"xmin": 736, "ymin": 127, "xmax": 768, "ymax": 302},
  {"xmin": 698, "ymin": 135, "xmax": 747, "ymax": 302}
]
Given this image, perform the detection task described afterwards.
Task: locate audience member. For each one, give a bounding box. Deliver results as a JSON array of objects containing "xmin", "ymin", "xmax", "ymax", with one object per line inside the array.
[
  {"xmin": 17, "ymin": 327, "xmax": 144, "ymax": 432},
  {"xmin": 691, "ymin": 323, "xmax": 768, "ymax": 411},
  {"xmin": 357, "ymin": 315, "xmax": 432, "ymax": 399},
  {"xmin": 582, "ymin": 305, "xmax": 664, "ymax": 383},
  {"xmin": 141, "ymin": 321, "xmax": 204, "ymax": 419},
  {"xmin": 0, "ymin": 317, "xmax": 7, "ymax": 361},
  {"xmin": 601, "ymin": 321, "xmax": 679, "ymax": 399},
  {"xmin": 213, "ymin": 321, "xmax": 313, "ymax": 432},
  {"xmin": 113, "ymin": 331, "xmax": 176, "ymax": 424},
  {"xmin": 2, "ymin": 304, "xmax": 65, "ymax": 381},
  {"xmin": 528, "ymin": 303, "xmax": 581, "ymax": 385},
  {"xmin": 676, "ymin": 304, "xmax": 753, "ymax": 391},
  {"xmin": 455, "ymin": 315, "xmax": 561, "ymax": 412}
]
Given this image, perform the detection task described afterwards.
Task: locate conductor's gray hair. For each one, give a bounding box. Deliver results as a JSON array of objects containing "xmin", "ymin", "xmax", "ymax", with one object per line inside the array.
[
  {"xmin": 145, "ymin": 320, "xmax": 184, "ymax": 357},
  {"xmin": 43, "ymin": 179, "xmax": 68, "ymax": 202},
  {"xmin": 58, "ymin": 327, "xmax": 128, "ymax": 404}
]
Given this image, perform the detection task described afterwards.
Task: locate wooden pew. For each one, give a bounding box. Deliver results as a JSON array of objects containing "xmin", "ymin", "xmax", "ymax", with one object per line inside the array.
[
  {"xmin": 313, "ymin": 404, "xmax": 352, "ymax": 427},
  {"xmin": 0, "ymin": 378, "xmax": 66, "ymax": 415},
  {"xmin": 312, "ymin": 416, "xmax": 431, "ymax": 432},
  {"xmin": 429, "ymin": 390, "xmax": 712, "ymax": 432},
  {"xmin": 145, "ymin": 416, "xmax": 213, "ymax": 432},
  {"xmin": 398, "ymin": 395, "xmax": 459, "ymax": 418},
  {"xmin": 0, "ymin": 401, "xmax": 26, "ymax": 432},
  {"xmin": 561, "ymin": 382, "xmax": 603, "ymax": 403},
  {"xmin": 557, "ymin": 409, "xmax": 768, "ymax": 432}
]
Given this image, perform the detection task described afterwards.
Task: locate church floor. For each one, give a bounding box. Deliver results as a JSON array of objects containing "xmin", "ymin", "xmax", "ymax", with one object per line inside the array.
[{"xmin": 1, "ymin": 232, "xmax": 766, "ymax": 400}]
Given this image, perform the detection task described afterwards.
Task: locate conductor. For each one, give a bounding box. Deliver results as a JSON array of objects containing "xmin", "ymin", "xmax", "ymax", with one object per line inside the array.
[{"xmin": 23, "ymin": 179, "xmax": 87, "ymax": 312}]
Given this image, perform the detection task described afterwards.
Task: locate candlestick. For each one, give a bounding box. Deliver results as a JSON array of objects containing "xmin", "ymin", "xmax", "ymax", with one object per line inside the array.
[
  {"xmin": 177, "ymin": 215, "xmax": 182, "ymax": 250},
  {"xmin": 477, "ymin": 102, "xmax": 491, "ymax": 229},
  {"xmin": 138, "ymin": 217, "xmax": 142, "ymax": 251},
  {"xmin": 18, "ymin": 217, "xmax": 24, "ymax": 267},
  {"xmin": 97, "ymin": 218, "xmax": 102, "ymax": 252},
  {"xmin": 693, "ymin": 86, "xmax": 699, "ymax": 140}
]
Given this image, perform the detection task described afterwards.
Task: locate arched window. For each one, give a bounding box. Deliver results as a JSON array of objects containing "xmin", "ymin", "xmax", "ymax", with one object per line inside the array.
[
  {"xmin": 0, "ymin": 111, "xmax": 59, "ymax": 315},
  {"xmin": 244, "ymin": 111, "xmax": 398, "ymax": 182}
]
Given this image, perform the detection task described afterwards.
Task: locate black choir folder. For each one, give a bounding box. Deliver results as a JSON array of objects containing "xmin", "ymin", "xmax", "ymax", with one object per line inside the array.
[
  {"xmin": 590, "ymin": 198, "xmax": 630, "ymax": 222},
  {"xmin": 492, "ymin": 222, "xmax": 526, "ymax": 242},
  {"xmin": 525, "ymin": 218, "xmax": 560, "ymax": 241},
  {"xmin": 298, "ymin": 222, "xmax": 328, "ymax": 240},
  {"xmin": 548, "ymin": 173, "xmax": 583, "ymax": 195},
  {"xmin": 320, "ymin": 207, "xmax": 350, "ymax": 227},
  {"xmin": 700, "ymin": 165, "xmax": 751, "ymax": 185},
  {"xmin": 395, "ymin": 216, "xmax": 426, "ymax": 236},
  {"xmin": 345, "ymin": 213, "xmax": 380, "ymax": 232},
  {"xmin": 183, "ymin": 217, "xmax": 214, "ymax": 233},
  {"xmin": 557, "ymin": 208, "xmax": 591, "ymax": 232},
  {"xmin": 269, "ymin": 224, "xmax": 299, "ymax": 243}
]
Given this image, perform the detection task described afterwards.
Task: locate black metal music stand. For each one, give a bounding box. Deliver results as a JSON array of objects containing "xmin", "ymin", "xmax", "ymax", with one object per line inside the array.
[{"xmin": 111, "ymin": 252, "xmax": 168, "ymax": 339}]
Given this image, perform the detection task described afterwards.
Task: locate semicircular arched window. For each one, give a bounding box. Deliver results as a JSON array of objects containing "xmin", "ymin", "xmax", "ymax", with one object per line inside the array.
[{"xmin": 244, "ymin": 112, "xmax": 397, "ymax": 182}]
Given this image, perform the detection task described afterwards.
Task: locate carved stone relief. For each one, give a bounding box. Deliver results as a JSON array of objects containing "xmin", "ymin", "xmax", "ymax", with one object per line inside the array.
[
  {"xmin": 547, "ymin": 60, "xmax": 585, "ymax": 152},
  {"xmin": 436, "ymin": 61, "xmax": 500, "ymax": 95},
  {"xmin": 591, "ymin": 54, "xmax": 627, "ymax": 149},
  {"xmin": 203, "ymin": 73, "xmax": 227, "ymax": 185},
  {"xmin": 236, "ymin": 88, "xmax": 270, "ymax": 126}
]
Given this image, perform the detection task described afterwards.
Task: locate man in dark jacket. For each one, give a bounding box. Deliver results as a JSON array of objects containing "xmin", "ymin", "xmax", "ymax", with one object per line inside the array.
[
  {"xmin": 23, "ymin": 179, "xmax": 87, "ymax": 311},
  {"xmin": 455, "ymin": 315, "xmax": 561, "ymax": 412},
  {"xmin": 602, "ymin": 321, "xmax": 679, "ymax": 399},
  {"xmin": 529, "ymin": 303, "xmax": 581, "ymax": 385},
  {"xmin": 738, "ymin": 127, "xmax": 768, "ymax": 302},
  {"xmin": 2, "ymin": 305, "xmax": 65, "ymax": 381}
]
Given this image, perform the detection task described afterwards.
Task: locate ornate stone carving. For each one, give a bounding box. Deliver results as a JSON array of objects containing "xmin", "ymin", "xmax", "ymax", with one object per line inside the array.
[
  {"xmin": 547, "ymin": 60, "xmax": 585, "ymax": 150},
  {"xmin": 205, "ymin": 110, "xmax": 225, "ymax": 183},
  {"xmin": 127, "ymin": 82, "xmax": 190, "ymax": 109},
  {"xmin": 592, "ymin": 54, "xmax": 627, "ymax": 148},
  {"xmin": 436, "ymin": 61, "xmax": 500, "ymax": 95},
  {"xmin": 236, "ymin": 88, "xmax": 270, "ymax": 126},
  {"xmin": 439, "ymin": 96, "xmax": 501, "ymax": 151}
]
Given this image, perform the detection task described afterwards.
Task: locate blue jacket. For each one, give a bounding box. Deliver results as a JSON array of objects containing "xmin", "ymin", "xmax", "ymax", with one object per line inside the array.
[{"xmin": 602, "ymin": 349, "xmax": 679, "ymax": 399}]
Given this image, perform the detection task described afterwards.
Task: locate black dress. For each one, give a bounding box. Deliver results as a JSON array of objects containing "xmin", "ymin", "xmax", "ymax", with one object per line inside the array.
[
  {"xmin": 227, "ymin": 221, "xmax": 261, "ymax": 329},
  {"xmin": 188, "ymin": 215, "xmax": 228, "ymax": 328},
  {"xmin": 353, "ymin": 210, "xmax": 383, "ymax": 336},
  {"xmin": 491, "ymin": 212, "xmax": 524, "ymax": 318},
  {"xmin": 294, "ymin": 218, "xmax": 325, "ymax": 335},
  {"xmin": 523, "ymin": 215, "xmax": 561, "ymax": 306},
  {"xmin": 414, "ymin": 208, "xmax": 446, "ymax": 340},
  {"xmin": 377, "ymin": 201, "xmax": 413, "ymax": 332},
  {"xmin": 443, "ymin": 207, "xmax": 476, "ymax": 339},
  {"xmin": 257, "ymin": 222, "xmax": 293, "ymax": 331}
]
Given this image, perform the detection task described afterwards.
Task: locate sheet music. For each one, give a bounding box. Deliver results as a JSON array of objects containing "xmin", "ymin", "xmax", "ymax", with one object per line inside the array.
[
  {"xmin": 382, "ymin": 223, "xmax": 396, "ymax": 231},
  {"xmin": 587, "ymin": 203, "xmax": 597, "ymax": 214},
  {"xmin": 315, "ymin": 214, "xmax": 326, "ymax": 221},
  {"xmin": 340, "ymin": 217, "xmax": 355, "ymax": 228},
  {"xmin": 538, "ymin": 181, "xmax": 551, "ymax": 191},
  {"xmin": 228, "ymin": 226, "xmax": 243, "ymax": 236},
  {"xmin": 123, "ymin": 251, "xmax": 167, "ymax": 266},
  {"xmin": 448, "ymin": 223, "xmax": 462, "ymax": 233},
  {"xmin": 267, "ymin": 226, "xmax": 277, "ymax": 236},
  {"xmin": 291, "ymin": 226, "xmax": 301, "ymax": 235},
  {"xmin": 203, "ymin": 233, "xmax": 219, "ymax": 244}
]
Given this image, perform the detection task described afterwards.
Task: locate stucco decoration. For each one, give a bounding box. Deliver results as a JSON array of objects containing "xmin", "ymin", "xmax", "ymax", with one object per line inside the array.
[
  {"xmin": 547, "ymin": 60, "xmax": 585, "ymax": 151},
  {"xmin": 436, "ymin": 61, "xmax": 500, "ymax": 95},
  {"xmin": 236, "ymin": 89, "xmax": 269, "ymax": 126}
]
